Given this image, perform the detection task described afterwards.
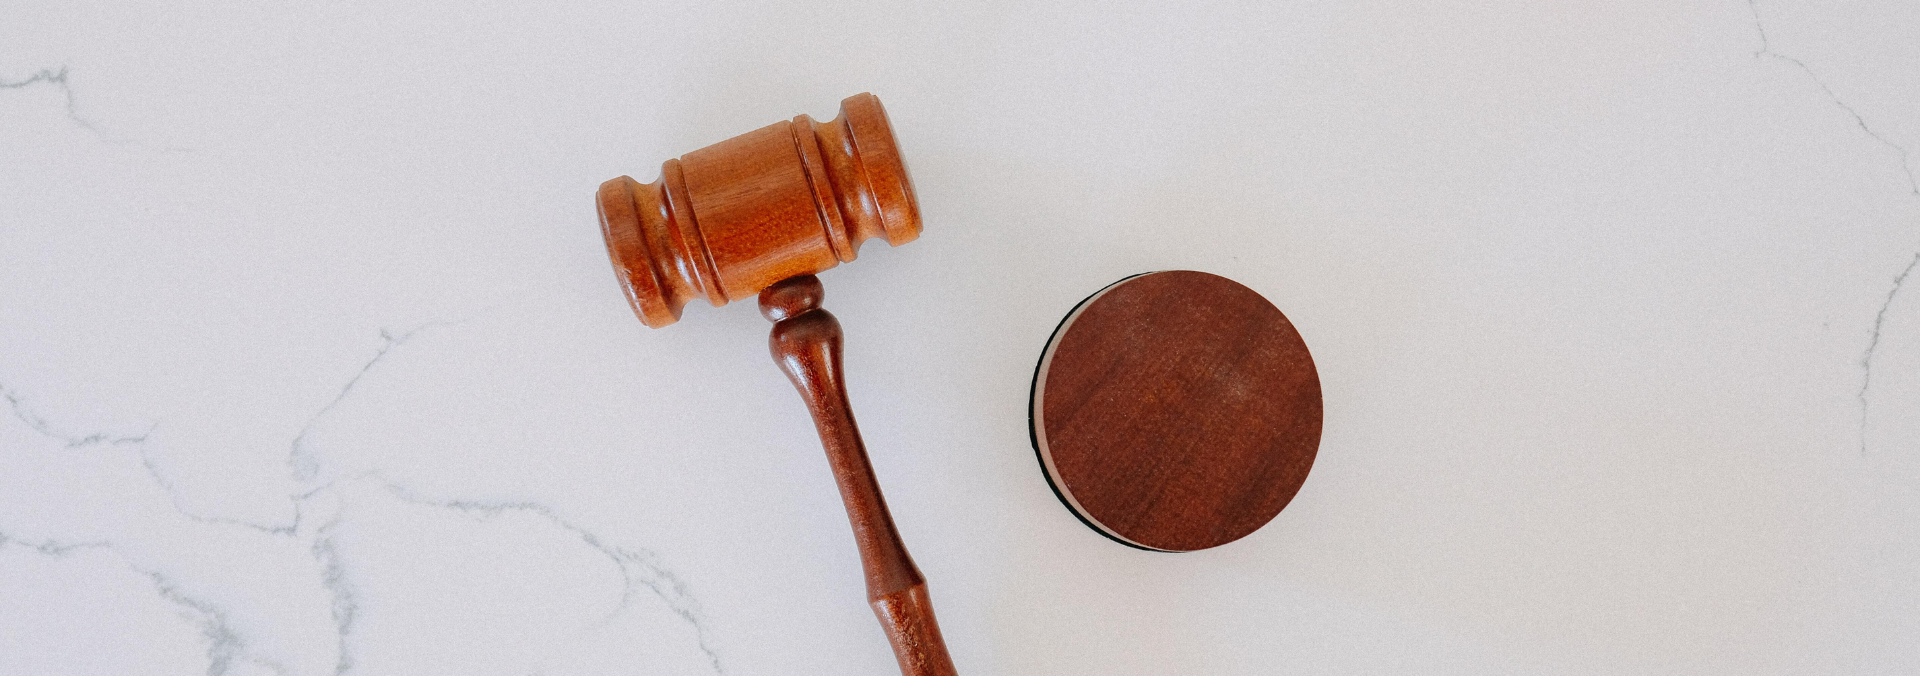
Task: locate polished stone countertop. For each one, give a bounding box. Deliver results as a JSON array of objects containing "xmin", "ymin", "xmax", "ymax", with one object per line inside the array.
[{"xmin": 3, "ymin": 1, "xmax": 1917, "ymax": 673}]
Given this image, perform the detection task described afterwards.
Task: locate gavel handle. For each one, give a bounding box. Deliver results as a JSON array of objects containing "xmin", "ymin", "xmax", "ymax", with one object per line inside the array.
[{"xmin": 762, "ymin": 275, "xmax": 958, "ymax": 676}]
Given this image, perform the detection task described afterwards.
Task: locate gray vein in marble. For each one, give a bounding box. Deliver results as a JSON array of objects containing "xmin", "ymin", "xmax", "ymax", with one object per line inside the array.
[
  {"xmin": 3, "ymin": 378, "xmax": 314, "ymax": 537},
  {"xmin": 0, "ymin": 535, "xmax": 284, "ymax": 676},
  {"xmin": 0, "ymin": 66, "xmax": 116, "ymax": 142},
  {"xmin": 0, "ymin": 532, "xmax": 112, "ymax": 557},
  {"xmin": 1748, "ymin": 1, "xmax": 1918, "ymax": 197},
  {"xmin": 0, "ymin": 379, "xmax": 273, "ymax": 535},
  {"xmin": 143, "ymin": 568, "xmax": 291, "ymax": 676},
  {"xmin": 290, "ymin": 328, "xmax": 424, "ymax": 482},
  {"xmin": 6, "ymin": 324, "xmax": 454, "ymax": 676},
  {"xmin": 0, "ymin": 66, "xmax": 188, "ymax": 151},
  {"xmin": 195, "ymin": 321, "xmax": 466, "ymax": 532},
  {"xmin": 0, "ymin": 382, "xmax": 231, "ymax": 530},
  {"xmin": 310, "ymin": 516, "xmax": 360, "ymax": 676},
  {"xmin": 380, "ymin": 481, "xmax": 726, "ymax": 675},
  {"xmin": 610, "ymin": 546, "xmax": 723, "ymax": 675},
  {"xmin": 2, "ymin": 381, "xmax": 154, "ymax": 448},
  {"xmin": 48, "ymin": 321, "xmax": 461, "ymax": 537},
  {"xmin": 1748, "ymin": 0, "xmax": 1920, "ymax": 453},
  {"xmin": 289, "ymin": 322, "xmax": 462, "ymax": 484},
  {"xmin": 1860, "ymin": 252, "xmax": 1920, "ymax": 450},
  {"xmin": 124, "ymin": 437, "xmax": 305, "ymax": 537}
]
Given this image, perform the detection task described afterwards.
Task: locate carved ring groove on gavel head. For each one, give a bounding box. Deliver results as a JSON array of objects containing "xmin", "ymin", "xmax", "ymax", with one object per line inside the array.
[{"xmin": 597, "ymin": 92, "xmax": 921, "ymax": 328}]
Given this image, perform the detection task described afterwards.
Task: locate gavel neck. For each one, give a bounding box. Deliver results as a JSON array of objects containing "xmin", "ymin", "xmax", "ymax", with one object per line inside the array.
[
  {"xmin": 762, "ymin": 275, "xmax": 926, "ymax": 596},
  {"xmin": 759, "ymin": 275, "xmax": 957, "ymax": 676}
]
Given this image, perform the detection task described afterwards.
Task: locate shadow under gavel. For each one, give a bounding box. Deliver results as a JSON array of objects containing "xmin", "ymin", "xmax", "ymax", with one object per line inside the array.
[{"xmin": 596, "ymin": 93, "xmax": 957, "ymax": 676}]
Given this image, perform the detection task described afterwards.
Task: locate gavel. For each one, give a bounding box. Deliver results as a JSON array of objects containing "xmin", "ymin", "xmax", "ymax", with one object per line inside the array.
[{"xmin": 595, "ymin": 93, "xmax": 956, "ymax": 676}]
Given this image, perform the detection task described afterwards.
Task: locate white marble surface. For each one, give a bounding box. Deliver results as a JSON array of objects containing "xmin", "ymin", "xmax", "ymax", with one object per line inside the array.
[{"xmin": 3, "ymin": 1, "xmax": 1918, "ymax": 673}]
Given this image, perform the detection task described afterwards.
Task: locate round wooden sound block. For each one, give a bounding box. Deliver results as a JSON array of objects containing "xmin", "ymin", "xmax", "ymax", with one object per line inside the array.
[{"xmin": 1029, "ymin": 271, "xmax": 1323, "ymax": 552}]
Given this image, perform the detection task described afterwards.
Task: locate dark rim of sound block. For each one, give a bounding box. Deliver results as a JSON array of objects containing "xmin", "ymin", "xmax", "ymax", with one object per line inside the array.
[{"xmin": 1027, "ymin": 270, "xmax": 1322, "ymax": 552}]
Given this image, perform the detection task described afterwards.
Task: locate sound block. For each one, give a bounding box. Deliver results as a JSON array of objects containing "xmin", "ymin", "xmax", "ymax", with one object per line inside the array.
[{"xmin": 1029, "ymin": 271, "xmax": 1323, "ymax": 552}]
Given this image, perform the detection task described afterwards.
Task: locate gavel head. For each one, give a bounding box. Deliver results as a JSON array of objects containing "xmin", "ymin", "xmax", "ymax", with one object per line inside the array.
[{"xmin": 597, "ymin": 93, "xmax": 922, "ymax": 328}]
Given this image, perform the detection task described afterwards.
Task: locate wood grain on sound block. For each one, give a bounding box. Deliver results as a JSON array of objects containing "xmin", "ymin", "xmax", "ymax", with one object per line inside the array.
[{"xmin": 1030, "ymin": 271, "xmax": 1323, "ymax": 552}]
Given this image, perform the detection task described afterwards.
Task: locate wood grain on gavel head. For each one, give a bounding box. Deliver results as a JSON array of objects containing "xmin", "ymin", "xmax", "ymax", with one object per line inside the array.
[
  {"xmin": 1031, "ymin": 271, "xmax": 1323, "ymax": 552},
  {"xmin": 597, "ymin": 92, "xmax": 921, "ymax": 328}
]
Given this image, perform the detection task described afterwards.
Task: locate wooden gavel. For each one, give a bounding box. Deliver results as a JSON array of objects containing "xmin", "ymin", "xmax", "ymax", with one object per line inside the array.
[{"xmin": 596, "ymin": 93, "xmax": 956, "ymax": 676}]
